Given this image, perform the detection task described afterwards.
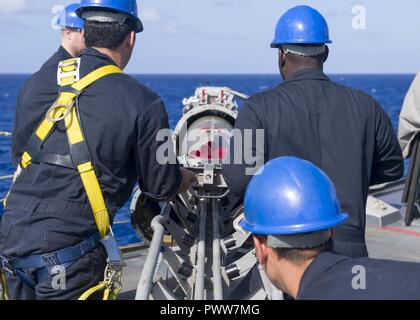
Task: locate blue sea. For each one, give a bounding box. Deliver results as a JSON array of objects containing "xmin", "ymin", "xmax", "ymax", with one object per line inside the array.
[{"xmin": 0, "ymin": 74, "xmax": 415, "ymax": 245}]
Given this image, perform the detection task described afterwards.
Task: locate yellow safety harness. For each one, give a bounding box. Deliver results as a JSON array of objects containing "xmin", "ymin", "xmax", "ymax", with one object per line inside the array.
[
  {"xmin": 20, "ymin": 58, "xmax": 122, "ymax": 238},
  {"xmin": 1, "ymin": 58, "xmax": 125, "ymax": 300}
]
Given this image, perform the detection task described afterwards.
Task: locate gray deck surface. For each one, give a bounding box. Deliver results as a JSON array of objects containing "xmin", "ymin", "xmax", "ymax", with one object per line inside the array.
[{"xmin": 367, "ymin": 182, "xmax": 420, "ymax": 263}]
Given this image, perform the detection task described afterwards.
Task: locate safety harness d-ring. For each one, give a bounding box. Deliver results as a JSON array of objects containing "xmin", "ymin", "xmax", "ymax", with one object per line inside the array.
[
  {"xmin": 78, "ymin": 255, "xmax": 123, "ymax": 300},
  {"xmin": 46, "ymin": 100, "xmax": 75, "ymax": 123}
]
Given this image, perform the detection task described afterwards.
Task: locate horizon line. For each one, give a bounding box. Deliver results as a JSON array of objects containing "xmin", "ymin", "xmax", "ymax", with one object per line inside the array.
[{"xmin": 0, "ymin": 72, "xmax": 416, "ymax": 76}]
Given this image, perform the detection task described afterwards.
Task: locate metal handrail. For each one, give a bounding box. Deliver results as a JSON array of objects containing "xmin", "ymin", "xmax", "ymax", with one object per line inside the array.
[
  {"xmin": 135, "ymin": 203, "xmax": 170, "ymax": 300},
  {"xmin": 212, "ymin": 199, "xmax": 223, "ymax": 300},
  {"xmin": 194, "ymin": 200, "xmax": 207, "ymax": 300}
]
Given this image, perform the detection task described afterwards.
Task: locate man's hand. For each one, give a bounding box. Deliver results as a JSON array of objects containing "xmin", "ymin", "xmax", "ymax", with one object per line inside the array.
[{"xmin": 178, "ymin": 167, "xmax": 196, "ymax": 194}]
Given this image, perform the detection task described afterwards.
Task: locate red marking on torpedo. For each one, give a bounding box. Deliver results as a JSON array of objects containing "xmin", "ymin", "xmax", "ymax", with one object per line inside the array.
[{"xmin": 202, "ymin": 89, "xmax": 206, "ymax": 103}]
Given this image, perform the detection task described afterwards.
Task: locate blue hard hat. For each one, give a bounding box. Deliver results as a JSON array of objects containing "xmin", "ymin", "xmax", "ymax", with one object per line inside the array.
[
  {"xmin": 271, "ymin": 5, "xmax": 332, "ymax": 47},
  {"xmin": 240, "ymin": 157, "xmax": 348, "ymax": 235},
  {"xmin": 56, "ymin": 3, "xmax": 85, "ymax": 30},
  {"xmin": 77, "ymin": 0, "xmax": 143, "ymax": 33}
]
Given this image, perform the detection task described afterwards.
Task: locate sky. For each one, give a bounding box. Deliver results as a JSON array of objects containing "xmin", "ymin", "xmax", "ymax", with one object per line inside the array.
[{"xmin": 0, "ymin": 0, "xmax": 419, "ymax": 74}]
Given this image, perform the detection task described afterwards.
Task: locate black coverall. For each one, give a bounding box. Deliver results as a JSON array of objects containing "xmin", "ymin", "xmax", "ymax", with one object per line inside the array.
[
  {"xmin": 0, "ymin": 47, "xmax": 181, "ymax": 299},
  {"xmin": 297, "ymin": 251, "xmax": 420, "ymax": 300},
  {"xmin": 223, "ymin": 69, "xmax": 404, "ymax": 258}
]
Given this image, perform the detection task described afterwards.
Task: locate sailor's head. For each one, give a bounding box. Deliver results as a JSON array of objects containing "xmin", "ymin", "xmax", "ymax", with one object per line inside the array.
[
  {"xmin": 240, "ymin": 157, "xmax": 348, "ymax": 295},
  {"xmin": 56, "ymin": 3, "xmax": 86, "ymax": 57},
  {"xmin": 76, "ymin": 0, "xmax": 144, "ymax": 69},
  {"xmin": 271, "ymin": 5, "xmax": 332, "ymax": 80}
]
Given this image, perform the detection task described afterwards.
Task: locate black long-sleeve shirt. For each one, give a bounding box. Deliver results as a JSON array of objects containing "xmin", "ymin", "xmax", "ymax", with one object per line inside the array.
[
  {"xmin": 1, "ymin": 48, "xmax": 181, "ymax": 256},
  {"xmin": 223, "ymin": 69, "xmax": 403, "ymax": 249}
]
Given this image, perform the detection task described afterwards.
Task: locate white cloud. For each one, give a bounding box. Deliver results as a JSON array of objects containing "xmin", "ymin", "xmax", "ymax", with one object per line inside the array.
[
  {"xmin": 0, "ymin": 0, "xmax": 26, "ymax": 13},
  {"xmin": 140, "ymin": 7, "xmax": 161, "ymax": 23}
]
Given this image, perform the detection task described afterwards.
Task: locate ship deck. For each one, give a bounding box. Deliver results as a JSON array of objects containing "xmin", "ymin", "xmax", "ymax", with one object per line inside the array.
[
  {"xmin": 2, "ymin": 181, "xmax": 419, "ymax": 300},
  {"xmin": 367, "ymin": 181, "xmax": 420, "ymax": 263},
  {"xmin": 117, "ymin": 179, "xmax": 420, "ymax": 300}
]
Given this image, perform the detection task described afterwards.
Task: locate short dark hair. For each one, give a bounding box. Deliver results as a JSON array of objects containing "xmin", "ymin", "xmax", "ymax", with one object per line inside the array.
[
  {"xmin": 84, "ymin": 18, "xmax": 136, "ymax": 50},
  {"xmin": 273, "ymin": 239, "xmax": 333, "ymax": 266}
]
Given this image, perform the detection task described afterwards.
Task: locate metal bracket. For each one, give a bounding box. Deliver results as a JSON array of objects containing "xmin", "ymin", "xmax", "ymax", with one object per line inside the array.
[
  {"xmin": 57, "ymin": 58, "xmax": 81, "ymax": 85},
  {"xmin": 203, "ymin": 164, "xmax": 214, "ymax": 185}
]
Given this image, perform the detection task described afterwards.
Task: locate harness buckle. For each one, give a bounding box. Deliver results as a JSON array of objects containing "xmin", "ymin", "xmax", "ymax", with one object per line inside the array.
[
  {"xmin": 42, "ymin": 253, "xmax": 60, "ymax": 272},
  {"xmin": 42, "ymin": 253, "xmax": 60, "ymax": 266}
]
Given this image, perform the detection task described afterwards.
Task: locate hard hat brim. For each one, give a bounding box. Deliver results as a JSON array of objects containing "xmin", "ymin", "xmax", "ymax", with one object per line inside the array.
[
  {"xmin": 135, "ymin": 20, "xmax": 144, "ymax": 33},
  {"xmin": 77, "ymin": 6, "xmax": 144, "ymax": 33},
  {"xmin": 271, "ymin": 40, "xmax": 332, "ymax": 48},
  {"xmin": 239, "ymin": 212, "xmax": 348, "ymax": 235}
]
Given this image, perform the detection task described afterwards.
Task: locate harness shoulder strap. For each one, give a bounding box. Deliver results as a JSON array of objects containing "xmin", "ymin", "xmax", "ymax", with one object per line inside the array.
[
  {"xmin": 72, "ymin": 65, "xmax": 122, "ymax": 91},
  {"xmin": 63, "ymin": 64, "xmax": 122, "ymax": 237}
]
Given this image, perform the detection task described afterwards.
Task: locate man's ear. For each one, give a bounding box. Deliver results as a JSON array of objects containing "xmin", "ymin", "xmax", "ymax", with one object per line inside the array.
[
  {"xmin": 279, "ymin": 49, "xmax": 286, "ymax": 68},
  {"xmin": 323, "ymin": 45, "xmax": 329, "ymax": 63},
  {"xmin": 253, "ymin": 235, "xmax": 269, "ymax": 266},
  {"xmin": 127, "ymin": 31, "xmax": 135, "ymax": 48},
  {"xmin": 62, "ymin": 29, "xmax": 70, "ymax": 40}
]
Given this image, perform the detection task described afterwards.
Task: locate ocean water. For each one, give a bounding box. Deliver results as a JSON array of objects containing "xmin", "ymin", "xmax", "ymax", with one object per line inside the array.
[{"xmin": 0, "ymin": 74, "xmax": 415, "ymax": 245}]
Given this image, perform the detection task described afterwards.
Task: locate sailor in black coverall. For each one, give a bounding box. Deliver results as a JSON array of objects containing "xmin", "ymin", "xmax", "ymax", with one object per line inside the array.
[
  {"xmin": 223, "ymin": 68, "xmax": 403, "ymax": 258},
  {"xmin": 223, "ymin": 12, "xmax": 403, "ymax": 259},
  {"xmin": 0, "ymin": 4, "xmax": 194, "ymax": 299}
]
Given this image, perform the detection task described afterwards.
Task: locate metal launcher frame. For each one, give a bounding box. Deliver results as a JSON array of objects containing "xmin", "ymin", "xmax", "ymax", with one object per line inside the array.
[{"xmin": 131, "ymin": 87, "xmax": 282, "ymax": 300}]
